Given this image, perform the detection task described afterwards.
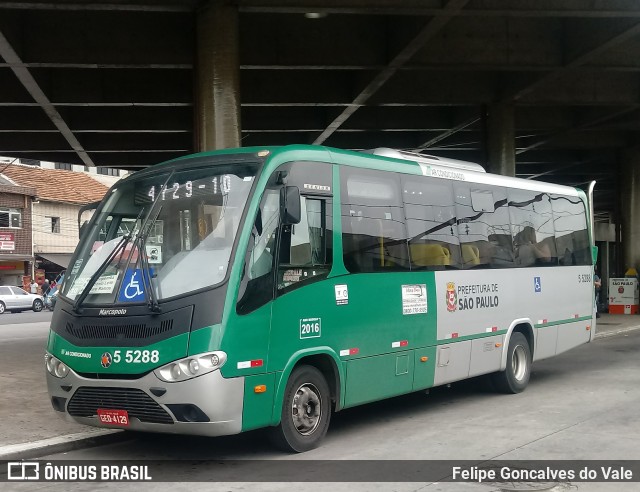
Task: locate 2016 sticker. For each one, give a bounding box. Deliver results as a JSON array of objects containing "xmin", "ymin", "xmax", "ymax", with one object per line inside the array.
[{"xmin": 300, "ymin": 317, "xmax": 321, "ymax": 339}]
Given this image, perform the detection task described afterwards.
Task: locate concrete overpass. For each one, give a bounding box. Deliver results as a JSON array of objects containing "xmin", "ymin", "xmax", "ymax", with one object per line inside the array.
[{"xmin": 1, "ymin": 0, "xmax": 640, "ymax": 272}]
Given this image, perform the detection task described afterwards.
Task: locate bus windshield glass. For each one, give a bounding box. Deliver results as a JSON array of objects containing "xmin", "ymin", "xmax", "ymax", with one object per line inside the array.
[{"xmin": 62, "ymin": 161, "xmax": 258, "ymax": 304}]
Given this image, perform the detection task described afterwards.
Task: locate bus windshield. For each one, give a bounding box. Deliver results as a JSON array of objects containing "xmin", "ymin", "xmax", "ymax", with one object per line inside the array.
[{"xmin": 62, "ymin": 161, "xmax": 258, "ymax": 305}]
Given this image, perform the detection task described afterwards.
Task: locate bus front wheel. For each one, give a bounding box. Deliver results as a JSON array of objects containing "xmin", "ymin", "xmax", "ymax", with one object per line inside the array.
[
  {"xmin": 269, "ymin": 365, "xmax": 331, "ymax": 453},
  {"xmin": 491, "ymin": 332, "xmax": 531, "ymax": 394}
]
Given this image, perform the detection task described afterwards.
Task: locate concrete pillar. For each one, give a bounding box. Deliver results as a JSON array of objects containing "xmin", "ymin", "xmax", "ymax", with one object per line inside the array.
[
  {"xmin": 195, "ymin": 1, "xmax": 241, "ymax": 151},
  {"xmin": 620, "ymin": 149, "xmax": 640, "ymax": 272},
  {"xmin": 602, "ymin": 237, "xmax": 610, "ymax": 301},
  {"xmin": 485, "ymin": 103, "xmax": 515, "ymax": 177}
]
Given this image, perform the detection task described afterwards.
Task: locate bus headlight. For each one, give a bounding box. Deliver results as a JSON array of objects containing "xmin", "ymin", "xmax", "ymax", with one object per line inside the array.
[
  {"xmin": 45, "ymin": 353, "xmax": 70, "ymax": 379},
  {"xmin": 154, "ymin": 351, "xmax": 226, "ymax": 383}
]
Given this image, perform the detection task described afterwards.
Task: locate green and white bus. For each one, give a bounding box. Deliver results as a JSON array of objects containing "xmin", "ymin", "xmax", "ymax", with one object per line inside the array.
[{"xmin": 46, "ymin": 145, "xmax": 596, "ymax": 452}]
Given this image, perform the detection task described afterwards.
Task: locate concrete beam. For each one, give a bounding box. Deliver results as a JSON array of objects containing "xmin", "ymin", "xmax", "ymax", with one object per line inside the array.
[
  {"xmin": 0, "ymin": 27, "xmax": 94, "ymax": 166},
  {"xmin": 54, "ymin": 106, "xmax": 192, "ymax": 131},
  {"xmin": 509, "ymin": 20, "xmax": 640, "ymax": 102},
  {"xmin": 28, "ymin": 69, "xmax": 192, "ymax": 104},
  {"xmin": 238, "ymin": 1, "xmax": 640, "ymax": 18},
  {"xmin": 0, "ymin": 2, "xmax": 194, "ymax": 12},
  {"xmin": 313, "ymin": 0, "xmax": 470, "ymax": 144},
  {"xmin": 0, "ymin": 10, "xmax": 194, "ymax": 66}
]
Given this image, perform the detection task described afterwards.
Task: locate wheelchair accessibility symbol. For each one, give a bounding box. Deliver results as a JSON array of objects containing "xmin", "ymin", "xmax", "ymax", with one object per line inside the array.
[
  {"xmin": 534, "ymin": 276, "xmax": 542, "ymax": 293},
  {"xmin": 118, "ymin": 269, "xmax": 145, "ymax": 302}
]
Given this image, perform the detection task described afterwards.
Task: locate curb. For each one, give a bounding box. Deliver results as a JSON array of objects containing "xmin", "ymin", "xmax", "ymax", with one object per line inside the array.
[
  {"xmin": 594, "ymin": 323, "xmax": 640, "ymax": 340},
  {"xmin": 0, "ymin": 430, "xmax": 129, "ymax": 461}
]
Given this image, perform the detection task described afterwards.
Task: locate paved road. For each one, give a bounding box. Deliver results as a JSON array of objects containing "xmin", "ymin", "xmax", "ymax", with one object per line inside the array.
[
  {"xmin": 0, "ymin": 309, "xmax": 89, "ymax": 446},
  {"xmin": 14, "ymin": 329, "xmax": 640, "ymax": 492},
  {"xmin": 0, "ymin": 309, "xmax": 52, "ymax": 326}
]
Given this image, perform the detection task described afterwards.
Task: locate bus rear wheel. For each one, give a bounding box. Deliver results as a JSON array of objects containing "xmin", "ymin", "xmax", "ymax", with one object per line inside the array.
[
  {"xmin": 269, "ymin": 365, "xmax": 331, "ymax": 453},
  {"xmin": 491, "ymin": 332, "xmax": 531, "ymax": 394}
]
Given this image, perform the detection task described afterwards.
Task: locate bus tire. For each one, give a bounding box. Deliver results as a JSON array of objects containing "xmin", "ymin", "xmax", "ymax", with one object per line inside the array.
[
  {"xmin": 491, "ymin": 332, "xmax": 531, "ymax": 394},
  {"xmin": 269, "ymin": 365, "xmax": 331, "ymax": 453}
]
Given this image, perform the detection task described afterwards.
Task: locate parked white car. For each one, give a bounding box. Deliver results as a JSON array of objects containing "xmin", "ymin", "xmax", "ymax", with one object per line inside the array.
[{"xmin": 0, "ymin": 286, "xmax": 44, "ymax": 313}]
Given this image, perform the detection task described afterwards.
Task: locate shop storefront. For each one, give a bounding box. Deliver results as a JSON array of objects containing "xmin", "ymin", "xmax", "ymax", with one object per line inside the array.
[{"xmin": 0, "ymin": 254, "xmax": 32, "ymax": 287}]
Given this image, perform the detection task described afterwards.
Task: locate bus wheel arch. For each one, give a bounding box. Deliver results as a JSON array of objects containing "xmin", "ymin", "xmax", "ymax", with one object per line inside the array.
[
  {"xmin": 294, "ymin": 354, "xmax": 341, "ymax": 411},
  {"xmin": 271, "ymin": 349, "xmax": 344, "ymax": 450},
  {"xmin": 501, "ymin": 320, "xmax": 534, "ymax": 370},
  {"xmin": 272, "ymin": 351, "xmax": 343, "ymax": 425},
  {"xmin": 268, "ymin": 364, "xmax": 332, "ymax": 453},
  {"xmin": 493, "ymin": 322, "xmax": 533, "ymax": 394}
]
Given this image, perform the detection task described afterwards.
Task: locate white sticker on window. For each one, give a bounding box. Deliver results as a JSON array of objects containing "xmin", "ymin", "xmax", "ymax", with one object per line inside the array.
[
  {"xmin": 68, "ymin": 274, "xmax": 119, "ymax": 296},
  {"xmin": 145, "ymin": 244, "xmax": 163, "ymax": 264}
]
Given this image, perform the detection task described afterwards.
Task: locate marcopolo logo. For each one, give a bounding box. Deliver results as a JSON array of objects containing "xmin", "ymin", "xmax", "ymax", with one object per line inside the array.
[
  {"xmin": 101, "ymin": 352, "xmax": 113, "ymax": 368},
  {"xmin": 99, "ymin": 308, "xmax": 127, "ymax": 316}
]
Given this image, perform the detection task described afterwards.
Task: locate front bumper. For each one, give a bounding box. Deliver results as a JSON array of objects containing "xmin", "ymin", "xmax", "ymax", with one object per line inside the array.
[{"xmin": 46, "ymin": 361, "xmax": 245, "ymax": 437}]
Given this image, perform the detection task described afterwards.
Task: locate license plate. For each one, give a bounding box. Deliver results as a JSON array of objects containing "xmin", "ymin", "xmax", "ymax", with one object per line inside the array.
[{"xmin": 97, "ymin": 408, "xmax": 129, "ymax": 427}]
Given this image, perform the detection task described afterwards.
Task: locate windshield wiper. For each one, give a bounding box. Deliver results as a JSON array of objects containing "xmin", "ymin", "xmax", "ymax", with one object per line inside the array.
[
  {"xmin": 130, "ymin": 171, "xmax": 175, "ymax": 313},
  {"xmin": 137, "ymin": 204, "xmax": 163, "ymax": 313},
  {"xmin": 72, "ymin": 207, "xmax": 145, "ymax": 313},
  {"xmin": 71, "ymin": 170, "xmax": 176, "ymax": 313}
]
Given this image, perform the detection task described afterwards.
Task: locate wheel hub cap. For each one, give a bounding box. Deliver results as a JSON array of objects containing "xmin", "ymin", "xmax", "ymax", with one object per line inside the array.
[{"xmin": 291, "ymin": 383, "xmax": 321, "ymax": 436}]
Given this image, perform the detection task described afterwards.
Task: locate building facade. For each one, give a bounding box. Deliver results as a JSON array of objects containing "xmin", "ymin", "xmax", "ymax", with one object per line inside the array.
[
  {"xmin": 0, "ymin": 176, "xmax": 37, "ymax": 286},
  {"xmin": 0, "ymin": 163, "xmax": 110, "ymax": 281}
]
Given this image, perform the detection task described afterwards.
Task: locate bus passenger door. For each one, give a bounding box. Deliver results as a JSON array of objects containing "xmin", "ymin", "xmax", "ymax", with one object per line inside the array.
[
  {"xmin": 266, "ymin": 160, "xmax": 337, "ymax": 407},
  {"xmin": 269, "ymin": 194, "xmax": 335, "ymax": 373}
]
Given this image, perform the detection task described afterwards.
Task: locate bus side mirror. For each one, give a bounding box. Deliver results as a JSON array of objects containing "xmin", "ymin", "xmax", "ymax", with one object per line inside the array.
[
  {"xmin": 280, "ymin": 186, "xmax": 301, "ymax": 225},
  {"xmin": 592, "ymin": 245, "xmax": 598, "ymax": 265}
]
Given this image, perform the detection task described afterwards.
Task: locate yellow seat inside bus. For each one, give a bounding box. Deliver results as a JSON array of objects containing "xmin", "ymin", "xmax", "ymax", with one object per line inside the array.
[
  {"xmin": 461, "ymin": 244, "xmax": 481, "ymax": 266},
  {"xmin": 409, "ymin": 243, "xmax": 451, "ymax": 267}
]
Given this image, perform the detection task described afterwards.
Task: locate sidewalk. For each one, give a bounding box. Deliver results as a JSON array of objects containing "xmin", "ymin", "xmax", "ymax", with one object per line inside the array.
[
  {"xmin": 591, "ymin": 311, "xmax": 640, "ymax": 338},
  {"xmin": 0, "ymin": 312, "xmax": 638, "ymax": 459}
]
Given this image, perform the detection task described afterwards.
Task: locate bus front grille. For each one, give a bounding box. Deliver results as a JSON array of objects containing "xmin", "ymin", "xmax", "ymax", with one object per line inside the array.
[
  {"xmin": 51, "ymin": 305, "xmax": 193, "ymax": 347},
  {"xmin": 68, "ymin": 387, "xmax": 174, "ymax": 424},
  {"xmin": 65, "ymin": 320, "xmax": 173, "ymax": 341}
]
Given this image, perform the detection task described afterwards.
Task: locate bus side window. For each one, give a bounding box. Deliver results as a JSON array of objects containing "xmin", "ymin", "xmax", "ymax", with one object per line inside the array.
[
  {"xmin": 341, "ymin": 168, "xmax": 409, "ymax": 273},
  {"xmin": 237, "ymin": 188, "xmax": 280, "ymax": 314},
  {"xmin": 403, "ymin": 175, "xmax": 461, "ymax": 270},
  {"xmin": 508, "ymin": 189, "xmax": 558, "ymax": 267},
  {"xmin": 277, "ymin": 197, "xmax": 333, "ymax": 294},
  {"xmin": 455, "ymin": 184, "xmax": 513, "ymax": 269},
  {"xmin": 551, "ymin": 194, "xmax": 590, "ymax": 266}
]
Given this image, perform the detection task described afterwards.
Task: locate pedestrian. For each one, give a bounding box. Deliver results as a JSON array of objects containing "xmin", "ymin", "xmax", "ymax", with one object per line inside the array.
[
  {"xmin": 30, "ymin": 278, "xmax": 38, "ymax": 294},
  {"xmin": 42, "ymin": 278, "xmax": 50, "ymax": 294},
  {"xmin": 594, "ymin": 272, "xmax": 602, "ymax": 318}
]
